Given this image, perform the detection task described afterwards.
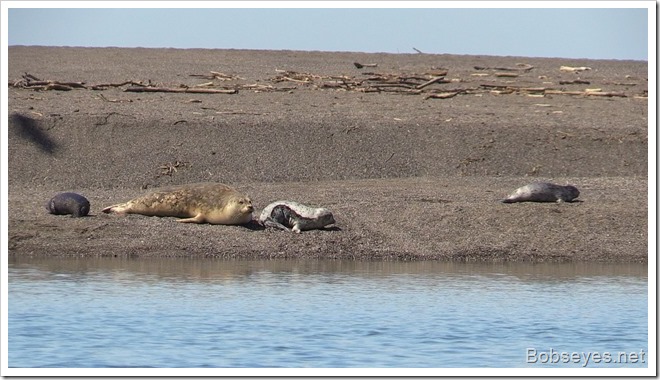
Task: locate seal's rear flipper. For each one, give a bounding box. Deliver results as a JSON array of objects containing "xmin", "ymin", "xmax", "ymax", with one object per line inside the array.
[
  {"xmin": 101, "ymin": 204, "xmax": 128, "ymax": 215},
  {"xmin": 262, "ymin": 218, "xmax": 292, "ymax": 232}
]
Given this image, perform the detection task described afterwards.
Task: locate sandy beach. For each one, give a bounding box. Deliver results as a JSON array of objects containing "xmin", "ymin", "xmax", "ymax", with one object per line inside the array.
[{"xmin": 7, "ymin": 46, "xmax": 649, "ymax": 262}]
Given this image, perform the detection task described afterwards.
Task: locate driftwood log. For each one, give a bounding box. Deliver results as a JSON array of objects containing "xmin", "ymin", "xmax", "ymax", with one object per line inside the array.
[
  {"xmin": 353, "ymin": 62, "xmax": 378, "ymax": 69},
  {"xmin": 560, "ymin": 66, "xmax": 592, "ymax": 72},
  {"xmin": 124, "ymin": 86, "xmax": 237, "ymax": 94},
  {"xmin": 474, "ymin": 63, "xmax": 534, "ymax": 72},
  {"xmin": 425, "ymin": 92, "xmax": 460, "ymax": 100},
  {"xmin": 559, "ymin": 79, "xmax": 591, "ymax": 85}
]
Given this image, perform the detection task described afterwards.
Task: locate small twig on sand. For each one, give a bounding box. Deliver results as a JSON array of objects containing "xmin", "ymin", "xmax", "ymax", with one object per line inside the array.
[
  {"xmin": 215, "ymin": 110, "xmax": 263, "ymax": 115},
  {"xmin": 157, "ymin": 160, "xmax": 189, "ymax": 177},
  {"xmin": 97, "ymin": 93, "xmax": 132, "ymax": 103}
]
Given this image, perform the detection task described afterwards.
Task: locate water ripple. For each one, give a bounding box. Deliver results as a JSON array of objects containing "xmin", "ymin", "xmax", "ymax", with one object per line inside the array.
[{"xmin": 8, "ymin": 259, "xmax": 648, "ymax": 369}]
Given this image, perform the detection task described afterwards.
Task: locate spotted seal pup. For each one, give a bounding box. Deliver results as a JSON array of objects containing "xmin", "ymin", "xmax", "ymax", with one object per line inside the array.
[
  {"xmin": 102, "ymin": 182, "xmax": 254, "ymax": 224},
  {"xmin": 258, "ymin": 200, "xmax": 335, "ymax": 233},
  {"xmin": 46, "ymin": 192, "xmax": 90, "ymax": 217},
  {"xmin": 502, "ymin": 182, "xmax": 580, "ymax": 203}
]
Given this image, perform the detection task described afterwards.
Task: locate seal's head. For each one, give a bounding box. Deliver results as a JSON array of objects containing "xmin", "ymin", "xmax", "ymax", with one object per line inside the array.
[
  {"xmin": 220, "ymin": 195, "xmax": 254, "ymax": 224},
  {"xmin": 562, "ymin": 185, "xmax": 580, "ymax": 202},
  {"xmin": 314, "ymin": 208, "xmax": 336, "ymax": 227}
]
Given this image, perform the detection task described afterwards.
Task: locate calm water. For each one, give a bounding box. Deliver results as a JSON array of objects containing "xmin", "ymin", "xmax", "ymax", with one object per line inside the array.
[{"xmin": 8, "ymin": 257, "xmax": 648, "ymax": 369}]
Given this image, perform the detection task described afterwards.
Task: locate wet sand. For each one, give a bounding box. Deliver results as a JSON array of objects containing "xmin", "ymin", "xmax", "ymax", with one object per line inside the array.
[{"xmin": 7, "ymin": 47, "xmax": 649, "ymax": 262}]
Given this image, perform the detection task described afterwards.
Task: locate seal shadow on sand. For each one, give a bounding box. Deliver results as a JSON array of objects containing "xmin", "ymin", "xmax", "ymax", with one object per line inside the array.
[
  {"xmin": 10, "ymin": 113, "xmax": 59, "ymax": 154},
  {"xmin": 242, "ymin": 220, "xmax": 342, "ymax": 232}
]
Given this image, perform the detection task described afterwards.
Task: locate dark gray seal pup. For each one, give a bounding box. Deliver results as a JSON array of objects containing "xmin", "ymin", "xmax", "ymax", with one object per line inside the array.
[
  {"xmin": 502, "ymin": 182, "xmax": 580, "ymax": 203},
  {"xmin": 46, "ymin": 192, "xmax": 90, "ymax": 217},
  {"xmin": 258, "ymin": 201, "xmax": 335, "ymax": 233}
]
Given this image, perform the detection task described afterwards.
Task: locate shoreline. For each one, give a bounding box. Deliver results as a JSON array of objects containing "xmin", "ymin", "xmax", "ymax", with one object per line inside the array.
[{"xmin": 7, "ymin": 47, "xmax": 649, "ymax": 262}]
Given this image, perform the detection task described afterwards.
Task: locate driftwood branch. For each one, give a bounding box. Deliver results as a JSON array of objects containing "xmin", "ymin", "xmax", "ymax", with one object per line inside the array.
[
  {"xmin": 480, "ymin": 83, "xmax": 627, "ymax": 98},
  {"xmin": 415, "ymin": 76, "xmax": 448, "ymax": 90},
  {"xmin": 91, "ymin": 81, "xmax": 147, "ymax": 90},
  {"xmin": 545, "ymin": 90, "xmax": 627, "ymax": 98}
]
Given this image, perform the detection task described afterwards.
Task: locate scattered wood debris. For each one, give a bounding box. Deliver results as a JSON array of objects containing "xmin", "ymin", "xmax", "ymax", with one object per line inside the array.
[
  {"xmin": 11, "ymin": 73, "xmax": 86, "ymax": 91},
  {"xmin": 10, "ymin": 63, "xmax": 643, "ymax": 101}
]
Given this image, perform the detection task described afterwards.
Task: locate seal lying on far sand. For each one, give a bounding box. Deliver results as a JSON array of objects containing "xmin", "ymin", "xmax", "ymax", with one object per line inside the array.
[
  {"xmin": 102, "ymin": 182, "xmax": 254, "ymax": 224},
  {"xmin": 502, "ymin": 182, "xmax": 580, "ymax": 203},
  {"xmin": 259, "ymin": 201, "xmax": 335, "ymax": 233},
  {"xmin": 46, "ymin": 192, "xmax": 90, "ymax": 217}
]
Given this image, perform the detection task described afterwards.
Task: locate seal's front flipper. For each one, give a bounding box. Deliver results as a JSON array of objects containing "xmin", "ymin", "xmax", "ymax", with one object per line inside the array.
[
  {"xmin": 177, "ymin": 214, "xmax": 205, "ymax": 224},
  {"xmin": 263, "ymin": 218, "xmax": 292, "ymax": 232}
]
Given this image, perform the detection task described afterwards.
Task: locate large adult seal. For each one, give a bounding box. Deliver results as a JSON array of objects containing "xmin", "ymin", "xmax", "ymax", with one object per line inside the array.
[
  {"xmin": 46, "ymin": 192, "xmax": 90, "ymax": 217},
  {"xmin": 258, "ymin": 200, "xmax": 335, "ymax": 233},
  {"xmin": 102, "ymin": 182, "xmax": 254, "ymax": 224},
  {"xmin": 502, "ymin": 182, "xmax": 580, "ymax": 203}
]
